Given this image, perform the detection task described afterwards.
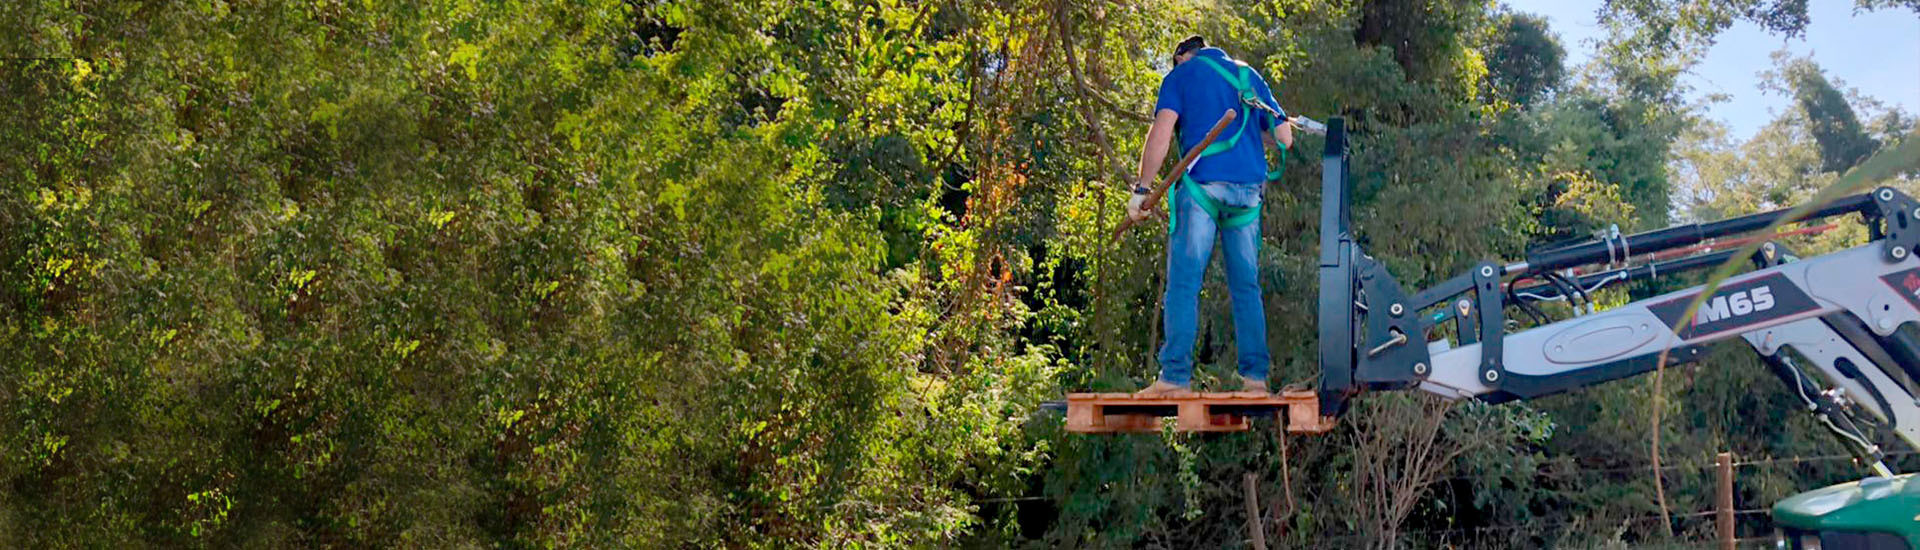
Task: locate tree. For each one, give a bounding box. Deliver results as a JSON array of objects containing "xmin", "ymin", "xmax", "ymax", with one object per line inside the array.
[
  {"xmin": 8, "ymin": 0, "xmax": 1898, "ymax": 547},
  {"xmin": 1603, "ymin": 0, "xmax": 1920, "ymax": 46},
  {"xmin": 1354, "ymin": 0, "xmax": 1488, "ymax": 84},
  {"xmin": 1482, "ymin": 12, "xmax": 1566, "ymax": 108},
  {"xmin": 1767, "ymin": 52, "xmax": 1880, "ymax": 173}
]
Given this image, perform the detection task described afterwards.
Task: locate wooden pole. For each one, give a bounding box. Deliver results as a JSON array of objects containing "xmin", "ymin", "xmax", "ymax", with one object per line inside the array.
[
  {"xmin": 1243, "ymin": 472, "xmax": 1269, "ymax": 550},
  {"xmin": 1716, "ymin": 451, "xmax": 1735, "ymax": 550},
  {"xmin": 1111, "ymin": 109, "xmax": 1237, "ymax": 242}
]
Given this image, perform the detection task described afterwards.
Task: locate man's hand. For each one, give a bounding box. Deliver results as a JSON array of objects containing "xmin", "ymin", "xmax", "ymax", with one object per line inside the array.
[{"xmin": 1126, "ymin": 187, "xmax": 1152, "ymax": 221}]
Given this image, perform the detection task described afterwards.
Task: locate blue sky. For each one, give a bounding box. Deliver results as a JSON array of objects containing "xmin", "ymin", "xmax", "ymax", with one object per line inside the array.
[{"xmin": 1503, "ymin": 0, "xmax": 1920, "ymax": 140}]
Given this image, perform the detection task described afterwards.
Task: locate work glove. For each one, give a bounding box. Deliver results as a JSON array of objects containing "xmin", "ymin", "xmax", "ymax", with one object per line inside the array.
[{"xmin": 1126, "ymin": 187, "xmax": 1151, "ymax": 221}]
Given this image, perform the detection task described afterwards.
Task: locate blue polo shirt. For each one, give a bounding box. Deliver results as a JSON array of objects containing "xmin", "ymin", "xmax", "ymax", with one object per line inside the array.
[{"xmin": 1153, "ymin": 47, "xmax": 1284, "ymax": 185}]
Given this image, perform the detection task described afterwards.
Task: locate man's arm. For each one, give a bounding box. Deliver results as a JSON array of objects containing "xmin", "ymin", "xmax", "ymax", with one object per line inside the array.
[
  {"xmin": 1126, "ymin": 108, "xmax": 1181, "ymax": 221},
  {"xmin": 1135, "ymin": 109, "xmax": 1181, "ymax": 189}
]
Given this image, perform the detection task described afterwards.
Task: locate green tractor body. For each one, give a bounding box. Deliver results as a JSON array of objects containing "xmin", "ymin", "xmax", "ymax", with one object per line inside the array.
[{"xmin": 1773, "ymin": 473, "xmax": 1920, "ymax": 549}]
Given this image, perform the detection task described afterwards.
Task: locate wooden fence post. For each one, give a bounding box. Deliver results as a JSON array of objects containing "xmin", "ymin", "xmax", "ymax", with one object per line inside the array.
[{"xmin": 1717, "ymin": 451, "xmax": 1735, "ymax": 550}]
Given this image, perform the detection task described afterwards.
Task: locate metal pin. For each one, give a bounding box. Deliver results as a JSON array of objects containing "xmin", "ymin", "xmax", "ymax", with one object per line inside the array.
[{"xmin": 1368, "ymin": 329, "xmax": 1408, "ymax": 357}]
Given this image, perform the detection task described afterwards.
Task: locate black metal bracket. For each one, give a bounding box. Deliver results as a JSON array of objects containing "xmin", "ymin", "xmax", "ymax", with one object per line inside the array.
[
  {"xmin": 1870, "ymin": 187, "xmax": 1920, "ymax": 264},
  {"xmin": 1455, "ymin": 295, "xmax": 1479, "ymax": 345},
  {"xmin": 1407, "ymin": 270, "xmax": 1479, "ymax": 344},
  {"xmin": 1355, "ymin": 256, "xmax": 1432, "ymax": 387},
  {"xmin": 1472, "ymin": 262, "xmax": 1506, "ymax": 387},
  {"xmin": 1753, "ymin": 241, "xmax": 1794, "ymax": 269}
]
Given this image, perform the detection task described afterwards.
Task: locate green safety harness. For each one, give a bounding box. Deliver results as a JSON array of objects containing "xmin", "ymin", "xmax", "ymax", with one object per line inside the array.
[{"xmin": 1169, "ymin": 55, "xmax": 1289, "ymax": 233}]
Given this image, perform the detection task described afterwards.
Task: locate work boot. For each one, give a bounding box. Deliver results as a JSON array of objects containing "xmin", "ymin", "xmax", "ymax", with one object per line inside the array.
[
  {"xmin": 1135, "ymin": 380, "xmax": 1194, "ymax": 397},
  {"xmin": 1239, "ymin": 376, "xmax": 1268, "ymax": 394}
]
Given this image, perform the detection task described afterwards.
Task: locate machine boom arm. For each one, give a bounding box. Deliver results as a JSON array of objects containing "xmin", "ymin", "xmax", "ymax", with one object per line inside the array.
[{"xmin": 1315, "ymin": 118, "xmax": 1920, "ymax": 470}]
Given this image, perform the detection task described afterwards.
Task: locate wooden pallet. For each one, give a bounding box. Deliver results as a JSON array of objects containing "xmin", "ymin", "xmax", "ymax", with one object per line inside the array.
[{"xmin": 1063, "ymin": 390, "xmax": 1335, "ymax": 434}]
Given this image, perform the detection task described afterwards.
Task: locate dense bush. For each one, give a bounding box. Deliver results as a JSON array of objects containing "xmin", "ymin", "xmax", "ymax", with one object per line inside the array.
[{"xmin": 3, "ymin": 0, "xmax": 1912, "ymax": 547}]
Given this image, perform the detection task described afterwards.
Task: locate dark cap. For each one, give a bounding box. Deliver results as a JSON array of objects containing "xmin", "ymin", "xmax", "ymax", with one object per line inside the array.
[{"xmin": 1173, "ymin": 35, "xmax": 1206, "ymax": 63}]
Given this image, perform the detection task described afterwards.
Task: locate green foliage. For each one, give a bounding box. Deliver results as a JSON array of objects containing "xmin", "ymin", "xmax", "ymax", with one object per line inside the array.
[
  {"xmin": 0, "ymin": 1, "xmax": 1034, "ymax": 546},
  {"xmin": 1353, "ymin": 0, "xmax": 1489, "ymax": 87},
  {"xmin": 1480, "ymin": 12, "xmax": 1565, "ymax": 108},
  {"xmin": 1678, "ymin": 54, "xmax": 1917, "ymax": 223},
  {"xmin": 1768, "ymin": 52, "xmax": 1880, "ymax": 173},
  {"xmin": 1604, "ymin": 0, "xmax": 1920, "ymax": 47},
  {"xmin": 3, "ymin": 0, "xmax": 1906, "ymax": 547}
]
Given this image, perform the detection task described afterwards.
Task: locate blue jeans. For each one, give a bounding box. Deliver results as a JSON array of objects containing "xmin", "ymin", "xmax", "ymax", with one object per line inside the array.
[{"xmin": 1158, "ymin": 181, "xmax": 1269, "ymax": 385}]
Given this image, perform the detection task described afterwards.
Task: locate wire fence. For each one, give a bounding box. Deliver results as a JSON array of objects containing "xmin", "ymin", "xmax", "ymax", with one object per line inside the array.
[
  {"xmin": 1336, "ymin": 451, "xmax": 1906, "ymax": 543},
  {"xmin": 1432, "ymin": 507, "xmax": 1768, "ymax": 535},
  {"xmin": 1272, "ymin": 507, "xmax": 1768, "ymax": 541},
  {"xmin": 1435, "ymin": 449, "xmax": 1917, "ymax": 483},
  {"xmin": 978, "ymin": 449, "xmax": 1910, "ymax": 545}
]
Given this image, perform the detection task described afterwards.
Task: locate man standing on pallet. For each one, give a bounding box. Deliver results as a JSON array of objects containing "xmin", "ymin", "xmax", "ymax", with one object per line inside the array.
[{"xmin": 1129, "ymin": 36, "xmax": 1293, "ymax": 396}]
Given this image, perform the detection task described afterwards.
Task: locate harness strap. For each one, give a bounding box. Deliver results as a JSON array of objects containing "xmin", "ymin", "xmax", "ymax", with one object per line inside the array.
[
  {"xmin": 1170, "ymin": 177, "xmax": 1261, "ymax": 233},
  {"xmin": 1164, "ymin": 55, "xmax": 1294, "ymax": 233},
  {"xmin": 1192, "ymin": 56, "xmax": 1258, "ymax": 158},
  {"xmin": 1190, "ymin": 56, "xmax": 1287, "ymax": 182}
]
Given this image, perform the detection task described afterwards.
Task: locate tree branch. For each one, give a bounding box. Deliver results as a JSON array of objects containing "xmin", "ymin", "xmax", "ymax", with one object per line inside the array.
[{"xmin": 1050, "ymin": 2, "xmax": 1134, "ymax": 183}]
